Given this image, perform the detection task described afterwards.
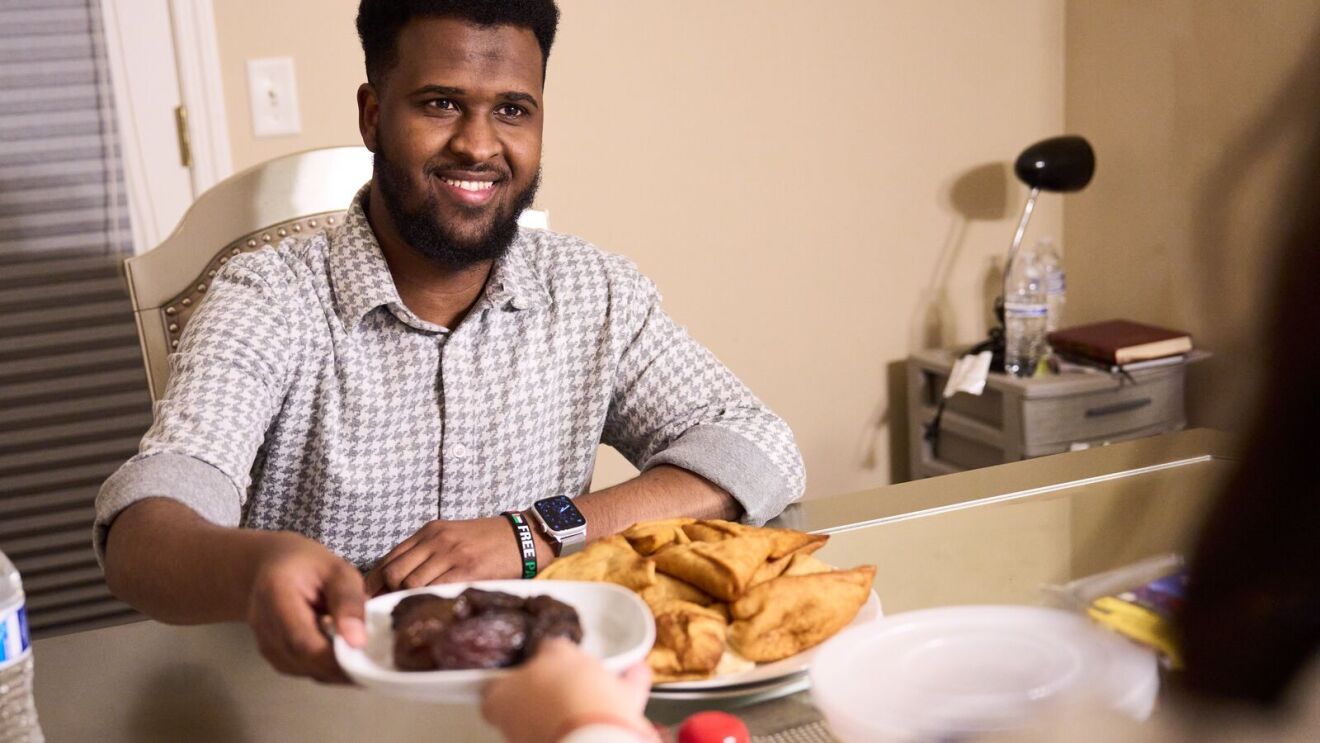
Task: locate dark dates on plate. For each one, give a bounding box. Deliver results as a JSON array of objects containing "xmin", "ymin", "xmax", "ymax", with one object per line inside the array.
[
  {"xmin": 431, "ymin": 611, "xmax": 529, "ymax": 670},
  {"xmin": 390, "ymin": 588, "xmax": 582, "ymax": 672}
]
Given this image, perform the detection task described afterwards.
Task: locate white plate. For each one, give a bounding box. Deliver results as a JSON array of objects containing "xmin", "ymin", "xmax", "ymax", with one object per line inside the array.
[
  {"xmin": 809, "ymin": 605, "xmax": 1158, "ymax": 743},
  {"xmin": 335, "ymin": 580, "xmax": 655, "ymax": 704},
  {"xmin": 652, "ymin": 590, "xmax": 882, "ymax": 692},
  {"xmin": 649, "ymin": 673, "xmax": 811, "ymax": 702}
]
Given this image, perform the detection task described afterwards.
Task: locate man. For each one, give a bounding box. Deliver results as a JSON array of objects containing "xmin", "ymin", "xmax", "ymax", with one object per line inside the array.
[{"xmin": 95, "ymin": 0, "xmax": 804, "ymax": 683}]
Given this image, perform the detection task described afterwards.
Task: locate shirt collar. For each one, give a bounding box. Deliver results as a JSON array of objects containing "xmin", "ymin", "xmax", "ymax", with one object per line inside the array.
[
  {"xmin": 330, "ymin": 185, "xmax": 411, "ymax": 330},
  {"xmin": 329, "ymin": 184, "xmax": 551, "ymax": 332},
  {"xmin": 480, "ymin": 229, "xmax": 551, "ymax": 313}
]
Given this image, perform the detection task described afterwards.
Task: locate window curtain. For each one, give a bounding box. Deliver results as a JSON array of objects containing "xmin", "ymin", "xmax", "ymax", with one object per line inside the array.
[{"xmin": 0, "ymin": 0, "xmax": 150, "ymax": 636}]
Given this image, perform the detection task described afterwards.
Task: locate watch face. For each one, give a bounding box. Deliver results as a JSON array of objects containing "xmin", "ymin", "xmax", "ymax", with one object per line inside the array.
[{"xmin": 535, "ymin": 496, "xmax": 585, "ymax": 531}]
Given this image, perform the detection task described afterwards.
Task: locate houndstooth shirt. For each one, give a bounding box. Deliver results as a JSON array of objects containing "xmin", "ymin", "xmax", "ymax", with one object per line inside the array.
[{"xmin": 95, "ymin": 186, "xmax": 805, "ymax": 569}]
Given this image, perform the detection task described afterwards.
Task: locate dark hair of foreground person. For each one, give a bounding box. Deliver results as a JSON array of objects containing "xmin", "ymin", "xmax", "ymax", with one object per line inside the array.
[{"xmin": 1178, "ymin": 52, "xmax": 1320, "ymax": 706}]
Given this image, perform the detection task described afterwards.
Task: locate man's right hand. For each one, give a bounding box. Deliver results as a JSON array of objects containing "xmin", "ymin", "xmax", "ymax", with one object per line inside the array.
[
  {"xmin": 102, "ymin": 498, "xmax": 369, "ymax": 684},
  {"xmin": 245, "ymin": 533, "xmax": 368, "ymax": 683}
]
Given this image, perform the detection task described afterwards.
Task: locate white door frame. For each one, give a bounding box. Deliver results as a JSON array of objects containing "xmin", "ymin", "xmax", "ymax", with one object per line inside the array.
[
  {"xmin": 167, "ymin": 0, "xmax": 232, "ymax": 195},
  {"xmin": 99, "ymin": 0, "xmax": 232, "ymax": 253}
]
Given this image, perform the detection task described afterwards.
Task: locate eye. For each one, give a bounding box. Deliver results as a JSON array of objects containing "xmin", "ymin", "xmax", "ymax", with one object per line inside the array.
[
  {"xmin": 495, "ymin": 104, "xmax": 527, "ymax": 119},
  {"xmin": 426, "ymin": 98, "xmax": 458, "ymax": 112}
]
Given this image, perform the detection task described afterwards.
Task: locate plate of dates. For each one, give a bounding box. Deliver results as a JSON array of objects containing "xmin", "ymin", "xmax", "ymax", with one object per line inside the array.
[{"xmin": 334, "ymin": 580, "xmax": 655, "ymax": 703}]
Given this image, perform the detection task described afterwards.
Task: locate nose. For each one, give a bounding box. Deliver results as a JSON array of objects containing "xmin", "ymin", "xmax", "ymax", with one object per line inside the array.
[{"xmin": 447, "ymin": 112, "xmax": 501, "ymax": 165}]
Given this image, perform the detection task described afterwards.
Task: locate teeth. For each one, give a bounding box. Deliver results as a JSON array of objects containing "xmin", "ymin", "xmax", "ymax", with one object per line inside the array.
[{"xmin": 442, "ymin": 178, "xmax": 495, "ymax": 192}]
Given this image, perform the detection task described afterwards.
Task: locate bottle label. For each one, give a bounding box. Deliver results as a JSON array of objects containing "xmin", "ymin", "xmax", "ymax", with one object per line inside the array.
[
  {"xmin": 1004, "ymin": 302, "xmax": 1048, "ymax": 317},
  {"xmin": 1, "ymin": 604, "xmax": 30, "ymax": 665}
]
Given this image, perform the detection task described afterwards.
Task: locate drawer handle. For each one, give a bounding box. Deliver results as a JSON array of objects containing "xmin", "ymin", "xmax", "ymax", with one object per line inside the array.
[{"xmin": 1086, "ymin": 398, "xmax": 1152, "ymax": 418}]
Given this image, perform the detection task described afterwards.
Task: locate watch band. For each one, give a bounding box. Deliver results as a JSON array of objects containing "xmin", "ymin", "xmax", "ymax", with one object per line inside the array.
[
  {"xmin": 556, "ymin": 529, "xmax": 586, "ymax": 556},
  {"xmin": 501, "ymin": 511, "xmax": 538, "ymax": 579}
]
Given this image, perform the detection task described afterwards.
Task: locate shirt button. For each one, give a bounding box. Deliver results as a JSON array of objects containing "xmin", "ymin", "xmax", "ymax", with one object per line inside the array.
[{"xmin": 449, "ymin": 443, "xmax": 468, "ymax": 459}]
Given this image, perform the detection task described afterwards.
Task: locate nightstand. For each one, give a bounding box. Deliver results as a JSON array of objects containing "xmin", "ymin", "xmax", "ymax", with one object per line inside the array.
[{"xmin": 906, "ymin": 348, "xmax": 1204, "ymax": 478}]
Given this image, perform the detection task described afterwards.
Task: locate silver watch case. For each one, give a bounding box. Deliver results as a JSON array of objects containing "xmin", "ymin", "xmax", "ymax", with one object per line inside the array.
[{"xmin": 529, "ymin": 507, "xmax": 587, "ymax": 557}]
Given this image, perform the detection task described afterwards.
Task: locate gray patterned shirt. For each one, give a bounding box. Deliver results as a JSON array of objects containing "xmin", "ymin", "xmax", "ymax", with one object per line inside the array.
[{"xmin": 95, "ymin": 187, "xmax": 805, "ymax": 568}]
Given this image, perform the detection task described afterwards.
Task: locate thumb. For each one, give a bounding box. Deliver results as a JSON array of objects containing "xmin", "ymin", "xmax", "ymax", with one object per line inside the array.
[
  {"xmin": 324, "ymin": 564, "xmax": 367, "ymax": 648},
  {"xmin": 620, "ymin": 661, "xmax": 653, "ymax": 705}
]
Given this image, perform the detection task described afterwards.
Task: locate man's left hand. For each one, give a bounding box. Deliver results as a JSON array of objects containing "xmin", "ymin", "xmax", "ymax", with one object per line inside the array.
[{"xmin": 364, "ymin": 516, "xmax": 531, "ymax": 594}]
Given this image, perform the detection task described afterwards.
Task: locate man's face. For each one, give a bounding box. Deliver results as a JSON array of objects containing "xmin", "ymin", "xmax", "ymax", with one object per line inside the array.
[{"xmin": 359, "ymin": 17, "xmax": 544, "ymax": 268}]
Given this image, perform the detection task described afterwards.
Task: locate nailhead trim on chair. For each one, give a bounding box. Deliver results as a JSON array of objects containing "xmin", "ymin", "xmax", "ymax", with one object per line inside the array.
[{"xmin": 160, "ymin": 211, "xmax": 345, "ymax": 350}]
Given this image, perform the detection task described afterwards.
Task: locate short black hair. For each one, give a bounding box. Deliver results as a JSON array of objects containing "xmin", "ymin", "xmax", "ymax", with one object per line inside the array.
[{"xmin": 357, "ymin": 0, "xmax": 560, "ymax": 88}]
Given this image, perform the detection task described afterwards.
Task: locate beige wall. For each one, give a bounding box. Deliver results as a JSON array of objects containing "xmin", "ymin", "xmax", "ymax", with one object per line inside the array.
[
  {"xmin": 214, "ymin": 0, "xmax": 364, "ymax": 170},
  {"xmin": 1064, "ymin": 1, "xmax": 1320, "ymax": 432},
  {"xmin": 211, "ymin": 1, "xmax": 1067, "ymax": 498}
]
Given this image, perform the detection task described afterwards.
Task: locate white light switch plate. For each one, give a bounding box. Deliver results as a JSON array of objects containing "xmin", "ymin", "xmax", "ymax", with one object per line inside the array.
[{"xmin": 246, "ymin": 57, "xmax": 301, "ymax": 137}]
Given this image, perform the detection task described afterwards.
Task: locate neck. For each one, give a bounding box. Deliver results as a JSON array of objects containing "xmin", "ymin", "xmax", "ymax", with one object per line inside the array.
[{"xmin": 365, "ymin": 183, "xmax": 493, "ymax": 329}]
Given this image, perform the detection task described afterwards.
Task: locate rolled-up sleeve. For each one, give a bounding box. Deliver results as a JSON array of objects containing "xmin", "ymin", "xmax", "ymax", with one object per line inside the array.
[
  {"xmin": 600, "ymin": 262, "xmax": 806, "ymax": 524},
  {"xmin": 93, "ymin": 256, "xmax": 296, "ymax": 563}
]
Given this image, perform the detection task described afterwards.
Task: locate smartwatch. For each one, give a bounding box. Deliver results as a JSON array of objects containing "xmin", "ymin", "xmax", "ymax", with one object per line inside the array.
[{"xmin": 530, "ymin": 495, "xmax": 588, "ymax": 557}]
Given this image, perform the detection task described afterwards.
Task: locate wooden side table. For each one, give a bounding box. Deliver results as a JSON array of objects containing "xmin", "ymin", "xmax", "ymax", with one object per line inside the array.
[{"xmin": 906, "ymin": 348, "xmax": 1204, "ymax": 478}]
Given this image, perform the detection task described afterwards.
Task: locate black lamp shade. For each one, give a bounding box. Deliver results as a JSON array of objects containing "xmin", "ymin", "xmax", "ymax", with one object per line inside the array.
[{"xmin": 1014, "ymin": 135, "xmax": 1096, "ymax": 192}]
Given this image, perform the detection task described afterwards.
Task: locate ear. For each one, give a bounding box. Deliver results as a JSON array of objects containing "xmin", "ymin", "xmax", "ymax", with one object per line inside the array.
[{"xmin": 357, "ymin": 83, "xmax": 380, "ymax": 153}]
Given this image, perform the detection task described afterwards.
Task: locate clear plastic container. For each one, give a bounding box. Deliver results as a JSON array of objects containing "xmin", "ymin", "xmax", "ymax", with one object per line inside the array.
[
  {"xmin": 0, "ymin": 551, "xmax": 43, "ymax": 743},
  {"xmin": 1038, "ymin": 237, "xmax": 1066, "ymax": 333},
  {"xmin": 1004, "ymin": 246, "xmax": 1048, "ymax": 377}
]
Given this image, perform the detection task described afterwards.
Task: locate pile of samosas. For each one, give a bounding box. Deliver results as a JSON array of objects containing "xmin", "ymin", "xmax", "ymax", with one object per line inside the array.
[{"xmin": 538, "ymin": 518, "xmax": 876, "ymax": 682}]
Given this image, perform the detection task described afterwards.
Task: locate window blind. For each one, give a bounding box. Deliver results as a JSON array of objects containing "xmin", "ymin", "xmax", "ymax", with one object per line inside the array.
[{"xmin": 0, "ymin": 0, "xmax": 149, "ymax": 636}]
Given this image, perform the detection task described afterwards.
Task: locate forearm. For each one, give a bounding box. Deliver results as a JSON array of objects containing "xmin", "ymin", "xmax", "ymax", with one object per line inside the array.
[
  {"xmin": 573, "ymin": 465, "xmax": 740, "ymax": 541},
  {"xmin": 102, "ymin": 497, "xmax": 291, "ymax": 624}
]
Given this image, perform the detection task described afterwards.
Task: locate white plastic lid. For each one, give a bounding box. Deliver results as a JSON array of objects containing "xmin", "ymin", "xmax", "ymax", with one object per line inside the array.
[
  {"xmin": 0, "ymin": 550, "xmax": 21, "ymax": 611},
  {"xmin": 810, "ymin": 605, "xmax": 1158, "ymax": 742}
]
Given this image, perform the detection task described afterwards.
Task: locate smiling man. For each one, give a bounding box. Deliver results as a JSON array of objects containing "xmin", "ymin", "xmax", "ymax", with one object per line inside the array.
[{"xmin": 93, "ymin": 0, "xmax": 804, "ymax": 682}]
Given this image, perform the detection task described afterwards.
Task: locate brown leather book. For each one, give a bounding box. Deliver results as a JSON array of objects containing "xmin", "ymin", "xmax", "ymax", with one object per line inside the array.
[{"xmin": 1047, "ymin": 320, "xmax": 1193, "ymax": 365}]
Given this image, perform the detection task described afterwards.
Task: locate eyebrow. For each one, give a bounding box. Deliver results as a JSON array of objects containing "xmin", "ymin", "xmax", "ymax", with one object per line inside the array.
[{"xmin": 410, "ymin": 84, "xmax": 540, "ymax": 110}]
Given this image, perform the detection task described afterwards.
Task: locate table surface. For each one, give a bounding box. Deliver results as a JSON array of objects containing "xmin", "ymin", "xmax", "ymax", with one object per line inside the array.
[{"xmin": 32, "ymin": 429, "xmax": 1235, "ymax": 742}]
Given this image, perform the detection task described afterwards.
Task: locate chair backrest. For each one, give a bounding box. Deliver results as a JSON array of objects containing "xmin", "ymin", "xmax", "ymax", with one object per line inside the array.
[{"xmin": 123, "ymin": 146, "xmax": 374, "ymax": 402}]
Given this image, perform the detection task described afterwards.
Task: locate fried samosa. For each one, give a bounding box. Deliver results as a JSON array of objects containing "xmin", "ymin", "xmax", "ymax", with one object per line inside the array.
[
  {"xmin": 622, "ymin": 518, "xmax": 694, "ymax": 555},
  {"xmin": 652, "ymin": 536, "xmax": 774, "ymax": 601},
  {"xmin": 728, "ymin": 565, "xmax": 876, "ymax": 662},
  {"xmin": 646, "ymin": 599, "xmax": 728, "ymax": 681},
  {"xmin": 536, "ymin": 535, "xmax": 656, "ymax": 591}
]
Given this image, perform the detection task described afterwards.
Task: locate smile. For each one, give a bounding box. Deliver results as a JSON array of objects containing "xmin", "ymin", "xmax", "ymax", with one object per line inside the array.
[{"xmin": 440, "ymin": 178, "xmax": 496, "ymax": 192}]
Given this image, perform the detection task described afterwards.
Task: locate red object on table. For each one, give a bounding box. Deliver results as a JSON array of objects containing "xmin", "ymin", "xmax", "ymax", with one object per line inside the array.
[{"xmin": 676, "ymin": 711, "xmax": 751, "ymax": 743}]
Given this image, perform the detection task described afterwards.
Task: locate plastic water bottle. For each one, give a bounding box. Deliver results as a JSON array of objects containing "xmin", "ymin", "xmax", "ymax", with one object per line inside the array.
[
  {"xmin": 1039, "ymin": 237, "xmax": 1066, "ymax": 332},
  {"xmin": 0, "ymin": 551, "xmax": 43, "ymax": 743},
  {"xmin": 1004, "ymin": 244, "xmax": 1048, "ymax": 377}
]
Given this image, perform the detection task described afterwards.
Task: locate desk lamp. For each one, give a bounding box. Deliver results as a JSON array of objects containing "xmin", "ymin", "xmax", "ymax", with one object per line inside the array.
[{"xmin": 973, "ymin": 135, "xmax": 1096, "ymax": 370}]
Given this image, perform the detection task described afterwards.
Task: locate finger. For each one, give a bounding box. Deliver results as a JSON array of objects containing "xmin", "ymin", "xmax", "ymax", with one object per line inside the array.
[
  {"xmin": 400, "ymin": 551, "xmax": 455, "ymax": 589},
  {"xmin": 530, "ymin": 636, "xmax": 577, "ymax": 661},
  {"xmin": 378, "ymin": 544, "xmax": 435, "ymax": 591},
  {"xmin": 366, "ymin": 530, "xmax": 428, "ymax": 593},
  {"xmin": 324, "ymin": 565, "xmax": 368, "ymax": 649},
  {"xmin": 621, "ymin": 662, "xmax": 653, "ymax": 705},
  {"xmin": 377, "ymin": 529, "xmax": 426, "ymax": 567},
  {"xmin": 480, "ymin": 674, "xmax": 514, "ymax": 723},
  {"xmin": 251, "ymin": 619, "xmax": 300, "ymax": 677},
  {"xmin": 362, "ymin": 567, "xmax": 384, "ymax": 597},
  {"xmin": 249, "ymin": 592, "xmax": 303, "ymax": 677},
  {"xmin": 267, "ymin": 583, "xmax": 346, "ymax": 682}
]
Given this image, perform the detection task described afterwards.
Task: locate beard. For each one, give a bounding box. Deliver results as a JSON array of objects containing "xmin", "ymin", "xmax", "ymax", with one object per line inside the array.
[{"xmin": 372, "ymin": 145, "xmax": 540, "ymax": 270}]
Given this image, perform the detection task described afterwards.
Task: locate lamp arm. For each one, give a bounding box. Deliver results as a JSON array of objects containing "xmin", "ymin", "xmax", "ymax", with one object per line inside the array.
[{"xmin": 1000, "ymin": 186, "xmax": 1040, "ymax": 306}]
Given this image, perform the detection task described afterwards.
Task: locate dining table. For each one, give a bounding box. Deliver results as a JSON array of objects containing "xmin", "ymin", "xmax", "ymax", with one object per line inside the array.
[{"xmin": 31, "ymin": 428, "xmax": 1234, "ymax": 742}]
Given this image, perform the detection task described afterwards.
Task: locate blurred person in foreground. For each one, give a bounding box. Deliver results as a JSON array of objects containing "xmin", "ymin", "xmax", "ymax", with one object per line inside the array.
[
  {"xmin": 482, "ymin": 640, "xmax": 659, "ymax": 743},
  {"xmin": 1007, "ymin": 42, "xmax": 1320, "ymax": 743}
]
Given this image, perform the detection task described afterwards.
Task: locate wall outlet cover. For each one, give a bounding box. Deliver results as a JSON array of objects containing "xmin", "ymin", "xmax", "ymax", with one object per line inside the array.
[{"xmin": 246, "ymin": 57, "xmax": 301, "ymax": 137}]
